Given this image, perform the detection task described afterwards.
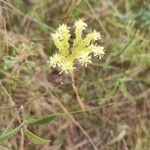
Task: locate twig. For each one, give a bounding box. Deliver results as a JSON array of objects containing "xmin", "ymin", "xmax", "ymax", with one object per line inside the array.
[
  {"xmin": 70, "ymin": 71, "xmax": 86, "ymax": 111},
  {"xmin": 38, "ymin": 80, "xmax": 97, "ymax": 150},
  {"xmin": 0, "ymin": 82, "xmax": 24, "ymax": 150},
  {"xmin": 50, "ymin": 93, "xmax": 98, "ymax": 150}
]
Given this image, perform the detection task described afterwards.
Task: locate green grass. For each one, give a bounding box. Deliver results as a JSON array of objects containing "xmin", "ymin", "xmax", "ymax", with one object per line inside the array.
[{"xmin": 0, "ymin": 0, "xmax": 149, "ymax": 149}]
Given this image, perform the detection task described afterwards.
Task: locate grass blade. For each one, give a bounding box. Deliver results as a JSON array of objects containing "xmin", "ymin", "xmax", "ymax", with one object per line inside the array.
[
  {"xmin": 0, "ymin": 124, "xmax": 22, "ymax": 143},
  {"xmin": 25, "ymin": 114, "xmax": 55, "ymax": 125},
  {"xmin": 25, "ymin": 129, "xmax": 50, "ymax": 145}
]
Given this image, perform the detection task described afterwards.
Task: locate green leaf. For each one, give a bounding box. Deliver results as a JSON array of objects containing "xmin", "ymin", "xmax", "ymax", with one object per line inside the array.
[
  {"xmin": 0, "ymin": 73, "xmax": 5, "ymax": 80},
  {"xmin": 99, "ymin": 80, "xmax": 120, "ymax": 105},
  {"xmin": 25, "ymin": 114, "xmax": 55, "ymax": 125},
  {"xmin": 0, "ymin": 124, "xmax": 22, "ymax": 143},
  {"xmin": 120, "ymin": 82, "xmax": 136, "ymax": 104},
  {"xmin": 25, "ymin": 129, "xmax": 50, "ymax": 145}
]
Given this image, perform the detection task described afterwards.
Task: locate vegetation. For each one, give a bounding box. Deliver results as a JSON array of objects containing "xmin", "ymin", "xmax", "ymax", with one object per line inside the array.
[{"xmin": 0, "ymin": 0, "xmax": 149, "ymax": 149}]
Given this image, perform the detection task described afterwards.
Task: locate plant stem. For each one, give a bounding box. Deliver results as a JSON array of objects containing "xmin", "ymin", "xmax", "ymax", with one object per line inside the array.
[
  {"xmin": 70, "ymin": 71, "xmax": 86, "ymax": 111},
  {"xmin": 50, "ymin": 93, "xmax": 97, "ymax": 150}
]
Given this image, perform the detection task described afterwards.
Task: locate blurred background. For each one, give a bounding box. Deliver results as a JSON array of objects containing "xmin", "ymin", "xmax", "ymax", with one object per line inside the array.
[{"xmin": 0, "ymin": 0, "xmax": 149, "ymax": 150}]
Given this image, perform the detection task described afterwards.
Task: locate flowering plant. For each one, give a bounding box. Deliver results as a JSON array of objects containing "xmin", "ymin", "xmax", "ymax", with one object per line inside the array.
[{"xmin": 49, "ymin": 19, "xmax": 105, "ymax": 73}]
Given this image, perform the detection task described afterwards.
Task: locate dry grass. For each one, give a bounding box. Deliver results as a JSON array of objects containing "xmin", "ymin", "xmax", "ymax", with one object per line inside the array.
[{"xmin": 0, "ymin": 0, "xmax": 150, "ymax": 150}]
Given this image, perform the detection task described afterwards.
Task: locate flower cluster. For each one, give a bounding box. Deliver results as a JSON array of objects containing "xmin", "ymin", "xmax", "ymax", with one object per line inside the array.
[{"xmin": 49, "ymin": 19, "xmax": 105, "ymax": 73}]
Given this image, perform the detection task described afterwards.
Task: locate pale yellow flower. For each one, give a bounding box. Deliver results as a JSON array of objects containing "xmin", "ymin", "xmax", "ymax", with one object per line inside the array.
[{"xmin": 49, "ymin": 19, "xmax": 105, "ymax": 73}]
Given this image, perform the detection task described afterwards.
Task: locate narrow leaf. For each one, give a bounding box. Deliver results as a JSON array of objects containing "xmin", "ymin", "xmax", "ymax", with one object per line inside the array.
[
  {"xmin": 25, "ymin": 129, "xmax": 50, "ymax": 145},
  {"xmin": 0, "ymin": 124, "xmax": 22, "ymax": 143},
  {"xmin": 99, "ymin": 81, "xmax": 120, "ymax": 105},
  {"xmin": 25, "ymin": 114, "xmax": 55, "ymax": 125},
  {"xmin": 120, "ymin": 82, "xmax": 136, "ymax": 104}
]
